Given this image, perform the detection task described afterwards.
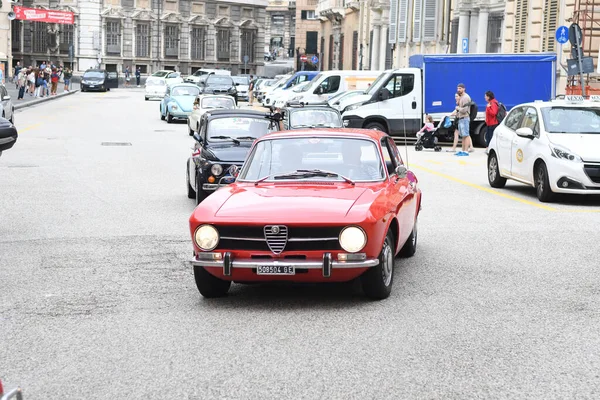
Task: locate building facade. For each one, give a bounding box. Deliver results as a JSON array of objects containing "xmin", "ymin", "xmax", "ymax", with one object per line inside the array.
[
  {"xmin": 295, "ymin": 0, "xmax": 321, "ymax": 69},
  {"xmin": 266, "ymin": 0, "xmax": 296, "ymax": 58},
  {"xmin": 11, "ymin": 0, "xmax": 268, "ymax": 75},
  {"xmin": 450, "ymin": 0, "xmax": 505, "ymax": 54}
]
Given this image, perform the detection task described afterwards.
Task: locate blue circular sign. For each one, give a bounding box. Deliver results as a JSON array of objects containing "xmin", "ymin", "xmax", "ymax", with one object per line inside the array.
[
  {"xmin": 311, "ymin": 55, "xmax": 319, "ymax": 64},
  {"xmin": 556, "ymin": 26, "xmax": 569, "ymax": 44}
]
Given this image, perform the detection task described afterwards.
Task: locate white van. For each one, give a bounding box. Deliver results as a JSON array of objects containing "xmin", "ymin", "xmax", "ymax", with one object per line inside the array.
[
  {"xmin": 287, "ymin": 71, "xmax": 381, "ymax": 105},
  {"xmin": 186, "ymin": 68, "xmax": 231, "ymax": 84}
]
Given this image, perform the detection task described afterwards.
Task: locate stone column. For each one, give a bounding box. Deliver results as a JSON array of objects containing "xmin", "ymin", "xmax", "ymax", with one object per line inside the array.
[
  {"xmin": 476, "ymin": 8, "xmax": 489, "ymax": 53},
  {"xmin": 371, "ymin": 23, "xmax": 380, "ymax": 70},
  {"xmin": 379, "ymin": 24, "xmax": 388, "ymax": 70},
  {"xmin": 457, "ymin": 11, "xmax": 470, "ymax": 53},
  {"xmin": 469, "ymin": 10, "xmax": 479, "ymax": 53}
]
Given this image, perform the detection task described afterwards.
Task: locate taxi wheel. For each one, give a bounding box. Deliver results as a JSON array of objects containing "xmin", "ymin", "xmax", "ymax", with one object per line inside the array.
[
  {"xmin": 535, "ymin": 162, "xmax": 555, "ymax": 202},
  {"xmin": 488, "ymin": 153, "xmax": 507, "ymax": 188},
  {"xmin": 361, "ymin": 230, "xmax": 394, "ymax": 300},
  {"xmin": 193, "ymin": 265, "xmax": 231, "ymax": 298},
  {"xmin": 399, "ymin": 219, "xmax": 418, "ymax": 258}
]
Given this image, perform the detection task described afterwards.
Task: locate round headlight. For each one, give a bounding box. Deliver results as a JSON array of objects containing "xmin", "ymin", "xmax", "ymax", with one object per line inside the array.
[
  {"xmin": 339, "ymin": 226, "xmax": 367, "ymax": 253},
  {"xmin": 211, "ymin": 164, "xmax": 223, "ymax": 176},
  {"xmin": 194, "ymin": 225, "xmax": 219, "ymax": 251}
]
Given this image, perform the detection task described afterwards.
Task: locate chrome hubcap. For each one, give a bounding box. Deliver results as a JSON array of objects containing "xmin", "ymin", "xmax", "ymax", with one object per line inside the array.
[
  {"xmin": 489, "ymin": 157, "xmax": 498, "ymax": 181},
  {"xmin": 381, "ymin": 241, "xmax": 393, "ymax": 287}
]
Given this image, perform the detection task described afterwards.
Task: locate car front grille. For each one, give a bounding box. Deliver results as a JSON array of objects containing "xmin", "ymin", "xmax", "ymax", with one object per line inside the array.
[
  {"xmin": 583, "ymin": 163, "xmax": 600, "ymax": 183},
  {"xmin": 215, "ymin": 225, "xmax": 343, "ymax": 253}
]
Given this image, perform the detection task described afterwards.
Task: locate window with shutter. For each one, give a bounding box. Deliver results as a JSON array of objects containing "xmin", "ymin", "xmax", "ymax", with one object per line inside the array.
[
  {"xmin": 486, "ymin": 14, "xmax": 503, "ymax": 53},
  {"xmin": 106, "ymin": 20, "xmax": 121, "ymax": 55},
  {"xmin": 398, "ymin": 0, "xmax": 408, "ymax": 42},
  {"xmin": 450, "ymin": 18, "xmax": 458, "ymax": 53},
  {"xmin": 413, "ymin": 0, "xmax": 422, "ymax": 42},
  {"xmin": 389, "ymin": 0, "xmax": 398, "ymax": 43},
  {"xmin": 542, "ymin": 0, "xmax": 558, "ymax": 51},
  {"xmin": 423, "ymin": 0, "xmax": 437, "ymax": 41},
  {"xmin": 513, "ymin": 0, "xmax": 528, "ymax": 52},
  {"xmin": 352, "ymin": 31, "xmax": 358, "ymax": 70}
]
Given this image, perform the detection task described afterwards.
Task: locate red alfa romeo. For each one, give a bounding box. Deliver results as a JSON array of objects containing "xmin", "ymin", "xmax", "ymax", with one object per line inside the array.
[{"xmin": 188, "ymin": 128, "xmax": 422, "ymax": 299}]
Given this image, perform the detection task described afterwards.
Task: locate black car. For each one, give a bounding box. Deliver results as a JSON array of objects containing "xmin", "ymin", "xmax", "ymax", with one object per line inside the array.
[
  {"xmin": 197, "ymin": 74, "xmax": 238, "ymax": 104},
  {"xmin": 186, "ymin": 109, "xmax": 281, "ymax": 204},
  {"xmin": 80, "ymin": 69, "xmax": 110, "ymax": 92},
  {"xmin": 275, "ymin": 102, "xmax": 344, "ymax": 130},
  {"xmin": 0, "ymin": 117, "xmax": 17, "ymax": 158}
]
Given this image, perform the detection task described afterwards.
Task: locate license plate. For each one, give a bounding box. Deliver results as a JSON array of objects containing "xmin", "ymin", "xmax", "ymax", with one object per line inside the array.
[
  {"xmin": 89, "ymin": 85, "xmax": 95, "ymax": 88},
  {"xmin": 257, "ymin": 265, "xmax": 295, "ymax": 275}
]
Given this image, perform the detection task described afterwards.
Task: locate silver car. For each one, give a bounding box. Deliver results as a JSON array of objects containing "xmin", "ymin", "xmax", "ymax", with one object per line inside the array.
[{"xmin": 0, "ymin": 84, "xmax": 15, "ymax": 124}]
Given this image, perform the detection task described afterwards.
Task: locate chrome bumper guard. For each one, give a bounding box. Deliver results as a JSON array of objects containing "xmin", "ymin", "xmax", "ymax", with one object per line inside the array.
[{"xmin": 189, "ymin": 252, "xmax": 379, "ymax": 278}]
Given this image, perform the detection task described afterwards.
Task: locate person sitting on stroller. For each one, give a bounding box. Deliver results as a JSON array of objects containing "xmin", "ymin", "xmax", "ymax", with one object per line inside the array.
[{"xmin": 416, "ymin": 115, "xmax": 435, "ymax": 139}]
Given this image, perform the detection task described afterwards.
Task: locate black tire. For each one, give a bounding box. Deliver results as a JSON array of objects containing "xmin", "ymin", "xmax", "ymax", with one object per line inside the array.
[
  {"xmin": 364, "ymin": 122, "xmax": 387, "ymax": 133},
  {"xmin": 399, "ymin": 219, "xmax": 418, "ymax": 257},
  {"xmin": 361, "ymin": 231, "xmax": 395, "ymax": 300},
  {"xmin": 434, "ymin": 146, "xmax": 442, "ymax": 152},
  {"xmin": 415, "ymin": 144, "xmax": 423, "ymax": 151},
  {"xmin": 193, "ymin": 265, "xmax": 231, "ymax": 298},
  {"xmin": 145, "ymin": 96, "xmax": 149, "ymax": 101},
  {"xmin": 189, "ymin": 124, "xmax": 194, "ymax": 136},
  {"xmin": 167, "ymin": 112, "xmax": 173, "ymax": 123},
  {"xmin": 160, "ymin": 109, "xmax": 165, "ymax": 121},
  {"xmin": 187, "ymin": 166, "xmax": 195, "ymax": 199},
  {"xmin": 487, "ymin": 152, "xmax": 507, "ymax": 188},
  {"xmin": 473, "ymin": 123, "xmax": 486, "ymax": 147},
  {"xmin": 9, "ymin": 110, "xmax": 14, "ymax": 124},
  {"xmin": 195, "ymin": 172, "xmax": 208, "ymax": 205},
  {"xmin": 534, "ymin": 162, "xmax": 555, "ymax": 202}
]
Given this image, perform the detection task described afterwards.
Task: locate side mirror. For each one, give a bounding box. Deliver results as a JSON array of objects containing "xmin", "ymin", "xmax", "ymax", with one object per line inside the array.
[
  {"xmin": 315, "ymin": 86, "xmax": 324, "ymax": 95},
  {"xmin": 516, "ymin": 127, "xmax": 534, "ymax": 138},
  {"xmin": 395, "ymin": 165, "xmax": 408, "ymax": 179},
  {"xmin": 235, "ymin": 83, "xmax": 240, "ymax": 86},
  {"xmin": 3, "ymin": 95, "xmax": 10, "ymax": 101},
  {"xmin": 193, "ymin": 133, "xmax": 203, "ymax": 144}
]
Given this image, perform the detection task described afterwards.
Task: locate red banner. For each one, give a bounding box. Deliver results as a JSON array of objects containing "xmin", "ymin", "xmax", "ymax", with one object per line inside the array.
[{"xmin": 13, "ymin": 6, "xmax": 74, "ymax": 25}]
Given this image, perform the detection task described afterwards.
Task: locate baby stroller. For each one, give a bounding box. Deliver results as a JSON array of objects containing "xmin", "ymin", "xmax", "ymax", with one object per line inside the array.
[{"xmin": 415, "ymin": 116, "xmax": 451, "ymax": 152}]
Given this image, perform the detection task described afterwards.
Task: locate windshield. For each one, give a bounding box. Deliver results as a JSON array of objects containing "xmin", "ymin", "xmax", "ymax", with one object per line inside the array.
[
  {"xmin": 289, "ymin": 109, "xmax": 343, "ymax": 128},
  {"xmin": 207, "ymin": 117, "xmax": 274, "ymax": 141},
  {"xmin": 299, "ymin": 73, "xmax": 323, "ymax": 92},
  {"xmin": 206, "ymin": 76, "xmax": 234, "ymax": 86},
  {"xmin": 167, "ymin": 72, "xmax": 180, "ymax": 79},
  {"xmin": 152, "ymin": 71, "xmax": 170, "ymax": 77},
  {"xmin": 292, "ymin": 82, "xmax": 311, "ymax": 93},
  {"xmin": 171, "ymin": 86, "xmax": 200, "ymax": 96},
  {"xmin": 193, "ymin": 70, "xmax": 209, "ymax": 76},
  {"xmin": 335, "ymin": 91, "xmax": 363, "ymax": 103},
  {"xmin": 201, "ymin": 97, "xmax": 236, "ymax": 109},
  {"xmin": 239, "ymin": 137, "xmax": 385, "ymax": 182},
  {"xmin": 365, "ymin": 73, "xmax": 389, "ymax": 95},
  {"xmin": 232, "ymin": 76, "xmax": 250, "ymax": 85},
  {"xmin": 541, "ymin": 106, "xmax": 600, "ymax": 134},
  {"xmin": 146, "ymin": 77, "xmax": 165, "ymax": 86},
  {"xmin": 83, "ymin": 71, "xmax": 104, "ymax": 79}
]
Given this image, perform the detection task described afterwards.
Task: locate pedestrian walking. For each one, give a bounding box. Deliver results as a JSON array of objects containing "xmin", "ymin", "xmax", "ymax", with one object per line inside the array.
[
  {"xmin": 446, "ymin": 93, "xmax": 461, "ymax": 153},
  {"xmin": 14, "ymin": 62, "xmax": 22, "ymax": 88},
  {"xmin": 248, "ymin": 75, "xmax": 255, "ymax": 106},
  {"xmin": 63, "ymin": 68, "xmax": 72, "ymax": 92},
  {"xmin": 454, "ymin": 83, "xmax": 473, "ymax": 156},
  {"xmin": 484, "ymin": 91, "xmax": 499, "ymax": 154},
  {"xmin": 124, "ymin": 66, "xmax": 131, "ymax": 87},
  {"xmin": 51, "ymin": 68, "xmax": 59, "ymax": 95},
  {"xmin": 34, "ymin": 70, "xmax": 43, "ymax": 97},
  {"xmin": 135, "ymin": 67, "xmax": 141, "ymax": 87},
  {"xmin": 27, "ymin": 68, "xmax": 35, "ymax": 95},
  {"xmin": 17, "ymin": 69, "xmax": 27, "ymax": 100}
]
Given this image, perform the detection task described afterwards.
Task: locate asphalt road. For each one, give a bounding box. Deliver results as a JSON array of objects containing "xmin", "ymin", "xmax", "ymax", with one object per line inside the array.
[{"xmin": 1, "ymin": 89, "xmax": 600, "ymax": 399}]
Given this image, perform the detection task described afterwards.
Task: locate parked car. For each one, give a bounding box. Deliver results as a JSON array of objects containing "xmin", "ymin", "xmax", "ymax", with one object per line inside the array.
[
  {"xmin": 80, "ymin": 69, "xmax": 109, "ymax": 92},
  {"xmin": 144, "ymin": 77, "xmax": 167, "ymax": 100},
  {"xmin": 187, "ymin": 128, "xmax": 421, "ymax": 299},
  {"xmin": 232, "ymin": 76, "xmax": 250, "ymax": 102},
  {"xmin": 186, "ymin": 109, "xmax": 281, "ymax": 204},
  {"xmin": 185, "ymin": 69, "xmax": 231, "ymax": 84},
  {"xmin": 187, "ymin": 94, "xmax": 237, "ymax": 136},
  {"xmin": 198, "ymin": 75, "xmax": 238, "ymax": 104},
  {"xmin": 0, "ymin": 84, "xmax": 14, "ymax": 124},
  {"xmin": 159, "ymin": 83, "xmax": 201, "ymax": 123},
  {"xmin": 327, "ymin": 90, "xmax": 364, "ymax": 111},
  {"xmin": 277, "ymin": 103, "xmax": 343, "ymax": 130},
  {"xmin": 0, "ymin": 117, "xmax": 17, "ymax": 158},
  {"xmin": 255, "ymin": 79, "xmax": 277, "ymax": 103}
]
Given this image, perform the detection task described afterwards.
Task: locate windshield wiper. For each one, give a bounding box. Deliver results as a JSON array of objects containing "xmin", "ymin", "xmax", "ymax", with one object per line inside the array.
[
  {"xmin": 270, "ymin": 169, "xmax": 354, "ymax": 184},
  {"xmin": 236, "ymin": 136, "xmax": 257, "ymax": 141},
  {"xmin": 210, "ymin": 136, "xmax": 240, "ymax": 145}
]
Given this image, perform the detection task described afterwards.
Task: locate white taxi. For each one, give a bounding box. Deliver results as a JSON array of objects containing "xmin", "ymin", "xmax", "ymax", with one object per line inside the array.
[{"xmin": 487, "ymin": 96, "xmax": 600, "ymax": 202}]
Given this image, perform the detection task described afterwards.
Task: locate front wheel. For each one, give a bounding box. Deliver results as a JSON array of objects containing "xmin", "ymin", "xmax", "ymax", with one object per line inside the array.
[
  {"xmin": 166, "ymin": 112, "xmax": 173, "ymax": 123},
  {"xmin": 195, "ymin": 172, "xmax": 208, "ymax": 205},
  {"xmin": 193, "ymin": 265, "xmax": 231, "ymax": 298},
  {"xmin": 187, "ymin": 166, "xmax": 196, "ymax": 199},
  {"xmin": 364, "ymin": 122, "xmax": 387, "ymax": 133},
  {"xmin": 361, "ymin": 231, "xmax": 395, "ymax": 300},
  {"xmin": 535, "ymin": 162, "xmax": 555, "ymax": 202},
  {"xmin": 488, "ymin": 152, "xmax": 507, "ymax": 188},
  {"xmin": 399, "ymin": 219, "xmax": 418, "ymax": 258}
]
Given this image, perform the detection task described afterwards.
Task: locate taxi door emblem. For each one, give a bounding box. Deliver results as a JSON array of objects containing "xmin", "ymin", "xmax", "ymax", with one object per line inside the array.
[{"xmin": 516, "ymin": 149, "xmax": 524, "ymax": 163}]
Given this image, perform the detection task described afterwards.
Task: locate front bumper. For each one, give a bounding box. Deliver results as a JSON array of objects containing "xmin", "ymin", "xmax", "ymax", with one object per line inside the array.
[
  {"xmin": 549, "ymin": 159, "xmax": 600, "ymax": 194},
  {"xmin": 82, "ymin": 83, "xmax": 105, "ymax": 91},
  {"xmin": 168, "ymin": 109, "xmax": 192, "ymax": 118},
  {"xmin": 189, "ymin": 252, "xmax": 379, "ymax": 279}
]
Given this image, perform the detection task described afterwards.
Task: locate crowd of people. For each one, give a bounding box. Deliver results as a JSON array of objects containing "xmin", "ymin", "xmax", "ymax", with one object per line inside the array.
[{"xmin": 12, "ymin": 61, "xmax": 73, "ymax": 100}]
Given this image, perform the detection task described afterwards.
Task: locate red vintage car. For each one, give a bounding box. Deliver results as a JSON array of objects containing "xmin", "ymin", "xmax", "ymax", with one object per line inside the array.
[{"xmin": 188, "ymin": 128, "xmax": 422, "ymax": 299}]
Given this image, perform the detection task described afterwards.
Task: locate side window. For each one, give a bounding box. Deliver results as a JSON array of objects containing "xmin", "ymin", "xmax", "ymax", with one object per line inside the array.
[
  {"xmin": 321, "ymin": 76, "xmax": 340, "ymax": 94},
  {"xmin": 380, "ymin": 138, "xmax": 396, "ymax": 174},
  {"xmin": 504, "ymin": 107, "xmax": 526, "ymax": 130},
  {"xmin": 386, "ymin": 137, "xmax": 403, "ymax": 166},
  {"xmin": 1, "ymin": 87, "xmax": 7, "ymax": 99},
  {"xmin": 383, "ymin": 74, "xmax": 415, "ymax": 99},
  {"xmin": 521, "ymin": 107, "xmax": 540, "ymax": 137}
]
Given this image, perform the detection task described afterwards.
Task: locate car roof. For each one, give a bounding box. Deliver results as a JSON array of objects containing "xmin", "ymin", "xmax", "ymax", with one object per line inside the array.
[
  {"xmin": 261, "ymin": 128, "xmax": 388, "ymax": 141},
  {"xmin": 197, "ymin": 94, "xmax": 235, "ymax": 99},
  {"xmin": 168, "ymin": 82, "xmax": 198, "ymax": 88},
  {"xmin": 206, "ymin": 109, "xmax": 270, "ymax": 118},
  {"xmin": 518, "ymin": 99, "xmax": 600, "ymax": 108}
]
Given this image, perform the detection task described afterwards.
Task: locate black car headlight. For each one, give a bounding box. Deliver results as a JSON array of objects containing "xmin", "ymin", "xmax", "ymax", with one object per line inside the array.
[{"xmin": 211, "ymin": 164, "xmax": 223, "ymax": 176}]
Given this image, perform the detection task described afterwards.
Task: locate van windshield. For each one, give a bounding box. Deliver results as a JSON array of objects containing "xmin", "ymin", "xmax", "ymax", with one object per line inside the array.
[
  {"xmin": 365, "ymin": 73, "xmax": 388, "ymax": 95},
  {"xmin": 298, "ymin": 73, "xmax": 323, "ymax": 92}
]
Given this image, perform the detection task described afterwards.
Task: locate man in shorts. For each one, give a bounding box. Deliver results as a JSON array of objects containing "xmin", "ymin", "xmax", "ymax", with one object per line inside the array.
[{"xmin": 455, "ymin": 83, "xmax": 472, "ymax": 156}]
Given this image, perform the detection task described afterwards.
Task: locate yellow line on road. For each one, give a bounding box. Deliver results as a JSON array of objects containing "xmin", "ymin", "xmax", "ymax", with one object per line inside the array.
[
  {"xmin": 425, "ymin": 160, "xmax": 443, "ymax": 165},
  {"xmin": 18, "ymin": 123, "xmax": 42, "ymax": 133},
  {"xmin": 411, "ymin": 164, "xmax": 558, "ymax": 211}
]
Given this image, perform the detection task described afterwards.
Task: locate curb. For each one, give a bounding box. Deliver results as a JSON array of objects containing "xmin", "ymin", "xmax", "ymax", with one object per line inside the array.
[{"xmin": 14, "ymin": 90, "xmax": 79, "ymax": 111}]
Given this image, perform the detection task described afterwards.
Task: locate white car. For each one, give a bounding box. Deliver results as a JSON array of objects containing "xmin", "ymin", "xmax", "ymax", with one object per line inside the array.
[
  {"xmin": 187, "ymin": 95, "xmax": 237, "ymax": 135},
  {"xmin": 232, "ymin": 76, "xmax": 250, "ymax": 102},
  {"xmin": 144, "ymin": 77, "xmax": 167, "ymax": 100},
  {"xmin": 0, "ymin": 84, "xmax": 14, "ymax": 124},
  {"xmin": 272, "ymin": 81, "xmax": 312, "ymax": 108},
  {"xmin": 487, "ymin": 96, "xmax": 600, "ymax": 202},
  {"xmin": 260, "ymin": 75, "xmax": 290, "ymax": 106},
  {"xmin": 152, "ymin": 70, "xmax": 184, "ymax": 86}
]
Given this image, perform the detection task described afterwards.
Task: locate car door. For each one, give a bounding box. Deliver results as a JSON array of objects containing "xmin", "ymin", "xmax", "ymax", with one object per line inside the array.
[
  {"xmin": 497, "ymin": 106, "xmax": 526, "ymax": 176},
  {"xmin": 511, "ymin": 106, "xmax": 540, "ymax": 183},
  {"xmin": 161, "ymin": 87, "xmax": 170, "ymax": 115},
  {"xmin": 190, "ymin": 115, "xmax": 208, "ymax": 191},
  {"xmin": 314, "ymin": 75, "xmax": 341, "ymax": 103},
  {"xmin": 377, "ymin": 71, "xmax": 421, "ymax": 134}
]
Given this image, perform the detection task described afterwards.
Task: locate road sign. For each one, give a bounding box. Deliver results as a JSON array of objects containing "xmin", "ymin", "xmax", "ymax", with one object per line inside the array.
[
  {"xmin": 556, "ymin": 26, "xmax": 569, "ymax": 44},
  {"xmin": 569, "ymin": 23, "xmax": 583, "ymax": 46},
  {"xmin": 300, "ymin": 55, "xmax": 307, "ymax": 62},
  {"xmin": 462, "ymin": 38, "xmax": 468, "ymax": 54},
  {"xmin": 311, "ymin": 55, "xmax": 319, "ymax": 64},
  {"xmin": 567, "ymin": 56, "xmax": 594, "ymax": 75}
]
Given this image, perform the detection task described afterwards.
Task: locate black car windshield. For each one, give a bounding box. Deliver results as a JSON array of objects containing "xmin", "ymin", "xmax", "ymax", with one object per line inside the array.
[
  {"xmin": 289, "ymin": 109, "xmax": 343, "ymax": 128},
  {"xmin": 239, "ymin": 137, "xmax": 385, "ymax": 182},
  {"xmin": 232, "ymin": 77, "xmax": 250, "ymax": 85},
  {"xmin": 206, "ymin": 76, "xmax": 234, "ymax": 85},
  {"xmin": 171, "ymin": 86, "xmax": 200, "ymax": 96},
  {"xmin": 201, "ymin": 97, "xmax": 235, "ymax": 109},
  {"xmin": 207, "ymin": 117, "xmax": 274, "ymax": 141},
  {"xmin": 83, "ymin": 71, "xmax": 104, "ymax": 79},
  {"xmin": 541, "ymin": 106, "xmax": 600, "ymax": 134}
]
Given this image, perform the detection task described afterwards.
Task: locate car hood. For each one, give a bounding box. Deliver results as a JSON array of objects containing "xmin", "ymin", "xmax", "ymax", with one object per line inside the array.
[
  {"xmin": 83, "ymin": 77, "xmax": 104, "ymax": 83},
  {"xmin": 339, "ymin": 94, "xmax": 371, "ymax": 113},
  {"xmin": 204, "ymin": 144, "xmax": 252, "ymax": 162},
  {"xmin": 548, "ymin": 134, "xmax": 600, "ymax": 162},
  {"xmin": 205, "ymin": 85, "xmax": 233, "ymax": 90},
  {"xmin": 214, "ymin": 185, "xmax": 368, "ymax": 221},
  {"xmin": 169, "ymin": 96, "xmax": 195, "ymax": 111}
]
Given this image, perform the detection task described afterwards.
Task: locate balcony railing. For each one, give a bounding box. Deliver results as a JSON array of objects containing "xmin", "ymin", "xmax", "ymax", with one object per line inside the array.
[{"xmin": 317, "ymin": 0, "xmax": 344, "ymax": 18}]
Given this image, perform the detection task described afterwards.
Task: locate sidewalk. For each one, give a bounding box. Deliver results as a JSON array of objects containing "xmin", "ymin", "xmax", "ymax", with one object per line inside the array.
[{"xmin": 6, "ymin": 81, "xmax": 80, "ymax": 109}]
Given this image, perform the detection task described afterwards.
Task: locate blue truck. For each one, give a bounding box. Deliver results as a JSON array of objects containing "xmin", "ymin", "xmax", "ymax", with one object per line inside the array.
[{"xmin": 341, "ymin": 53, "xmax": 557, "ymax": 146}]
